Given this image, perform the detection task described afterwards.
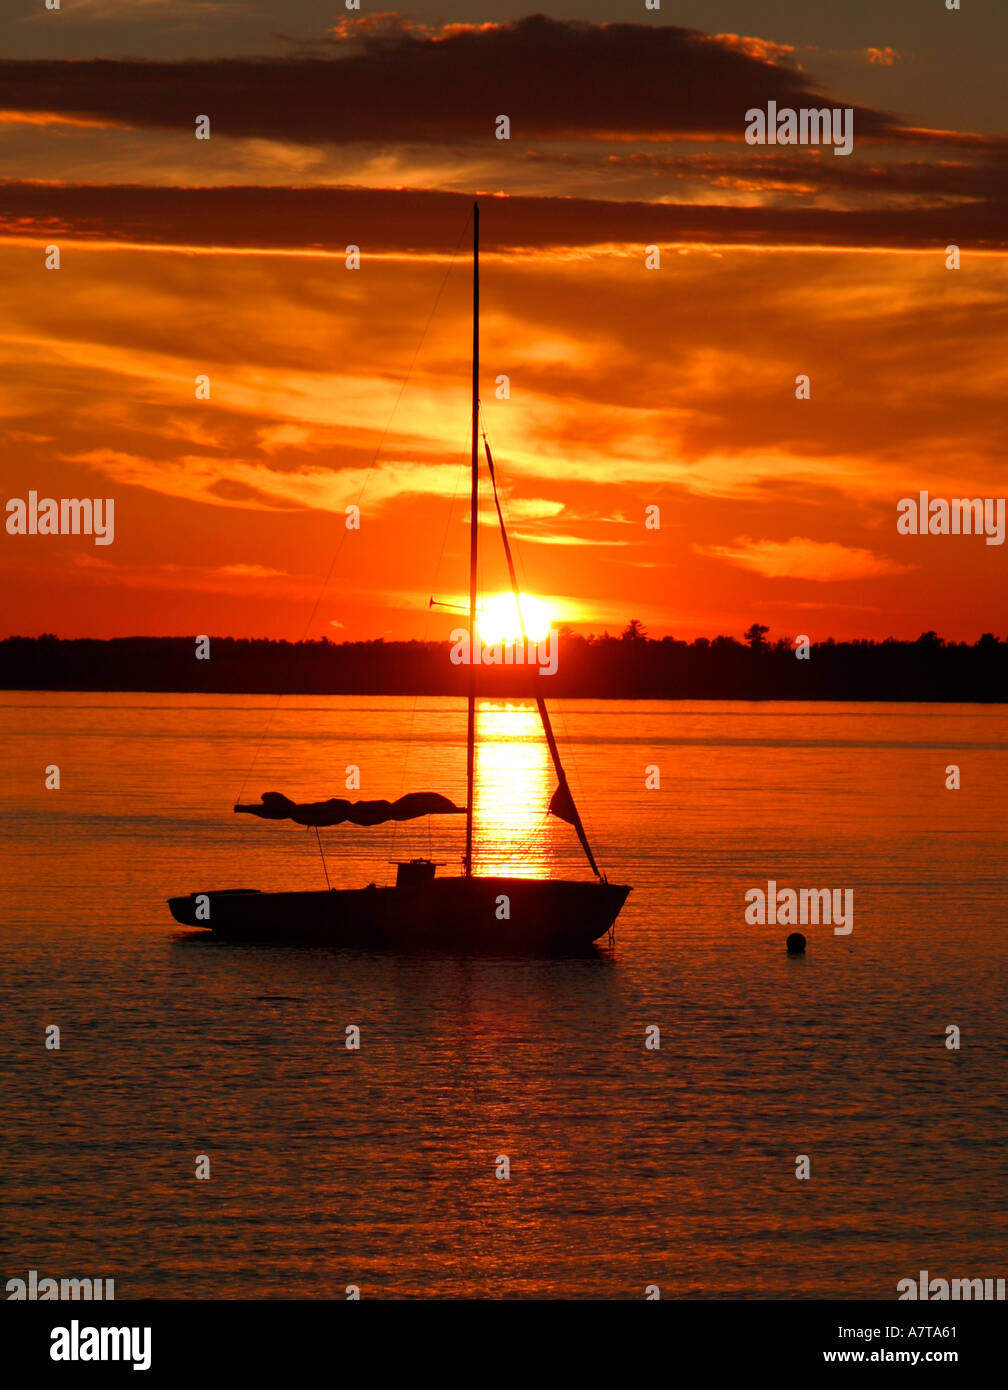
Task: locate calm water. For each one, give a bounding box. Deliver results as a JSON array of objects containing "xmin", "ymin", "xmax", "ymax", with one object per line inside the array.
[{"xmin": 2, "ymin": 694, "xmax": 1006, "ymax": 1299}]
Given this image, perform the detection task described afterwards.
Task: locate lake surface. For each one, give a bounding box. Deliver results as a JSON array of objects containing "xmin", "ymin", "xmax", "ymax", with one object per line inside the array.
[{"xmin": 2, "ymin": 694, "xmax": 1006, "ymax": 1299}]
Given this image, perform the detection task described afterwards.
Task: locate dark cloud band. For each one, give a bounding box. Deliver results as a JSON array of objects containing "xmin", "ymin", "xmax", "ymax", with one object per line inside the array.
[
  {"xmin": 0, "ymin": 17, "xmax": 897, "ymax": 145},
  {"xmin": 1, "ymin": 182, "xmax": 1005, "ymax": 252}
]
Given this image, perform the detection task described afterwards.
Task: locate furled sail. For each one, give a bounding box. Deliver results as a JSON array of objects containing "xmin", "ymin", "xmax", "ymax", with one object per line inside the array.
[{"xmin": 235, "ymin": 791, "xmax": 465, "ymax": 828}]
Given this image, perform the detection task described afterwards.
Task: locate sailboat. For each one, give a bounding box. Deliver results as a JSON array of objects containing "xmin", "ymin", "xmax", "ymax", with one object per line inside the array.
[{"xmin": 167, "ymin": 202, "xmax": 630, "ymax": 950}]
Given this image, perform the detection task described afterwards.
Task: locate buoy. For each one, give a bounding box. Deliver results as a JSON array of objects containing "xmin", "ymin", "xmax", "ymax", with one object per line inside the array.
[{"xmin": 786, "ymin": 932, "xmax": 806, "ymax": 955}]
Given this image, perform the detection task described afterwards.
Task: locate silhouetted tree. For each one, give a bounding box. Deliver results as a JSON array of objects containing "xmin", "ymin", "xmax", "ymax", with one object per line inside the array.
[{"xmin": 0, "ymin": 632, "xmax": 1003, "ymax": 701}]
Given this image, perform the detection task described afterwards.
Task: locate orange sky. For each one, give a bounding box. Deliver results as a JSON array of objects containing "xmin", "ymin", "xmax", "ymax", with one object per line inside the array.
[{"xmin": 1, "ymin": 9, "xmax": 1006, "ymax": 644}]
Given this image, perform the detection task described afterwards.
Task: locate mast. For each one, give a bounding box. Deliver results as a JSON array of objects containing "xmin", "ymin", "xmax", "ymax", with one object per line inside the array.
[{"xmin": 464, "ymin": 201, "xmax": 479, "ymax": 877}]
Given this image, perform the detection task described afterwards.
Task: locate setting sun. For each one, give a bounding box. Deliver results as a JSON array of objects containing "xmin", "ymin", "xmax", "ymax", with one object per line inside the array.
[{"xmin": 477, "ymin": 592, "xmax": 552, "ymax": 645}]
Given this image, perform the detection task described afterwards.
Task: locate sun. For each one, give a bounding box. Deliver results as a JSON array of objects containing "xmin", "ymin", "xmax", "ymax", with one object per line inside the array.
[{"xmin": 477, "ymin": 592, "xmax": 552, "ymax": 645}]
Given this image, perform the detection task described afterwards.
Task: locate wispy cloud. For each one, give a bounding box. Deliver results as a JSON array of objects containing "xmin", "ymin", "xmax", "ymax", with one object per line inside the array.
[
  {"xmin": 866, "ymin": 47, "xmax": 901, "ymax": 67},
  {"xmin": 3, "ymin": 182, "xmax": 1005, "ymax": 254},
  {"xmin": 695, "ymin": 536, "xmax": 914, "ymax": 581},
  {"xmin": 63, "ymin": 449, "xmax": 469, "ymax": 514}
]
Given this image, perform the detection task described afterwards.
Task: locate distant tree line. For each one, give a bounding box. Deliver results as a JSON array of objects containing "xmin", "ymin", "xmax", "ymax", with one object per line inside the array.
[{"xmin": 1, "ymin": 625, "xmax": 1005, "ymax": 701}]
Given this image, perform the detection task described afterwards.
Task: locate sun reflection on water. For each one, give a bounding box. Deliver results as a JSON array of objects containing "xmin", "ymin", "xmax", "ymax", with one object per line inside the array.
[{"xmin": 473, "ymin": 702, "xmax": 554, "ymax": 878}]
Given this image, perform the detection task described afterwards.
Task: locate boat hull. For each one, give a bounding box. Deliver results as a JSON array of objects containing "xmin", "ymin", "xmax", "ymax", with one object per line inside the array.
[{"xmin": 167, "ymin": 877, "xmax": 630, "ymax": 951}]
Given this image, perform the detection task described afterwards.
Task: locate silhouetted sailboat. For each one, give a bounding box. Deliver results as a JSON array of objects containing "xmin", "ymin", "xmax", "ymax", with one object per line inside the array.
[{"xmin": 167, "ymin": 202, "xmax": 630, "ymax": 949}]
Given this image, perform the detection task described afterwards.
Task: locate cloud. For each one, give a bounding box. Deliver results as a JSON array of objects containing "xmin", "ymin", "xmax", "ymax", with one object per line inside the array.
[
  {"xmin": 510, "ymin": 531, "xmax": 630, "ymax": 548},
  {"xmin": 695, "ymin": 536, "xmax": 914, "ymax": 581},
  {"xmin": 0, "ymin": 111, "xmax": 125, "ymax": 129},
  {"xmin": 215, "ymin": 563, "xmax": 287, "ymax": 579},
  {"xmin": 70, "ymin": 554, "xmax": 309, "ymax": 597},
  {"xmin": 713, "ymin": 34, "xmax": 799, "ymax": 66},
  {"xmin": 478, "ymin": 499, "xmax": 566, "ymax": 523},
  {"xmin": 63, "ymin": 448, "xmax": 472, "ymax": 514},
  {"xmin": 0, "ymin": 18, "xmax": 899, "ymax": 147},
  {"xmin": 866, "ymin": 48, "xmax": 901, "ymax": 67},
  {"xmin": 595, "ymin": 149, "xmax": 1006, "ymax": 202},
  {"xmin": 258, "ymin": 424, "xmax": 311, "ymax": 453},
  {"xmin": 3, "ymin": 181, "xmax": 1007, "ymax": 253}
]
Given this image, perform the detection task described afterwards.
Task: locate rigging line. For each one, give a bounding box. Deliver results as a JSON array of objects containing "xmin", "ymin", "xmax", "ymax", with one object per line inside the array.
[
  {"xmin": 480, "ymin": 420, "xmax": 602, "ymax": 880},
  {"xmin": 315, "ymin": 825, "xmax": 331, "ymax": 890},
  {"xmin": 479, "ymin": 404, "xmax": 602, "ymax": 860},
  {"xmin": 235, "ymin": 209, "xmax": 475, "ymax": 808},
  {"xmin": 478, "ymin": 403, "xmax": 536, "ymax": 619},
  {"xmin": 509, "ymin": 808, "xmax": 550, "ymax": 862}
]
